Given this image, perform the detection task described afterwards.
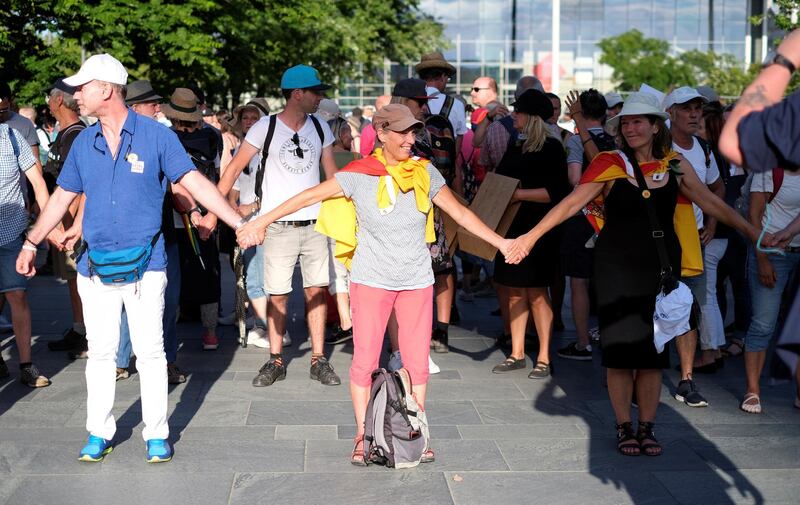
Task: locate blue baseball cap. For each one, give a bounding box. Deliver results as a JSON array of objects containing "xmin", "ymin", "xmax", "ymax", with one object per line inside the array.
[{"xmin": 280, "ymin": 65, "xmax": 331, "ymax": 91}]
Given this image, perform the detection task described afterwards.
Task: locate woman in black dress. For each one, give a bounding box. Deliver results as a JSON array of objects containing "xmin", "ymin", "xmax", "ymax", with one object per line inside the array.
[
  {"xmin": 506, "ymin": 92, "xmax": 759, "ymax": 456},
  {"xmin": 491, "ymin": 89, "xmax": 571, "ymax": 379}
]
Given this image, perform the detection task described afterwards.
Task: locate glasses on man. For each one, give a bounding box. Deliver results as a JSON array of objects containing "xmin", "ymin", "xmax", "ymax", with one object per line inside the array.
[
  {"xmin": 471, "ymin": 87, "xmax": 489, "ymax": 92},
  {"xmin": 291, "ymin": 133, "xmax": 304, "ymax": 159}
]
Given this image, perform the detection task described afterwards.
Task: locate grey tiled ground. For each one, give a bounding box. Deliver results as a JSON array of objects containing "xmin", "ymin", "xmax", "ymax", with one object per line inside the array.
[{"xmin": 1, "ymin": 265, "xmax": 799, "ymax": 505}]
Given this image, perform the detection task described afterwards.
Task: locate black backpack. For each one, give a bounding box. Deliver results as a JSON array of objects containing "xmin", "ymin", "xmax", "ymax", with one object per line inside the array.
[
  {"xmin": 175, "ymin": 127, "xmax": 220, "ymax": 183},
  {"xmin": 581, "ymin": 129, "xmax": 617, "ymax": 171},
  {"xmin": 422, "ymin": 95, "xmax": 457, "ymax": 185},
  {"xmin": 253, "ymin": 114, "xmax": 324, "ymax": 207}
]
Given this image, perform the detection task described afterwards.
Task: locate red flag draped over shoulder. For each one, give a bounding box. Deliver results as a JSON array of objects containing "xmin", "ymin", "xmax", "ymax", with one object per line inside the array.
[{"xmin": 579, "ymin": 150, "xmax": 703, "ymax": 277}]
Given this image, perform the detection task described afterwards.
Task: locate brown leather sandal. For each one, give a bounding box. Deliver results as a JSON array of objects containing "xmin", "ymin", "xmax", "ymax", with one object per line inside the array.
[{"xmin": 351, "ymin": 434, "xmax": 367, "ymax": 466}]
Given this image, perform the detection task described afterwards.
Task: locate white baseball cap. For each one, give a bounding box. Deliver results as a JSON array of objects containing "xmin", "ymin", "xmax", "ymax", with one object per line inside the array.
[
  {"xmin": 653, "ymin": 281, "xmax": 694, "ymax": 353},
  {"xmin": 63, "ymin": 53, "xmax": 128, "ymax": 87},
  {"xmin": 662, "ymin": 86, "xmax": 708, "ymax": 110},
  {"xmin": 604, "ymin": 92, "xmax": 624, "ymax": 108},
  {"xmin": 606, "ymin": 91, "xmax": 669, "ymax": 129}
]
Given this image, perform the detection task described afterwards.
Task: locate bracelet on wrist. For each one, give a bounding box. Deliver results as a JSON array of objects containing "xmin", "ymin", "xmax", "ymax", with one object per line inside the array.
[
  {"xmin": 24, "ymin": 237, "xmax": 38, "ymax": 248},
  {"xmin": 22, "ymin": 244, "xmax": 38, "ymax": 252},
  {"xmin": 187, "ymin": 207, "xmax": 202, "ymax": 216},
  {"xmin": 582, "ymin": 137, "xmax": 593, "ymax": 145}
]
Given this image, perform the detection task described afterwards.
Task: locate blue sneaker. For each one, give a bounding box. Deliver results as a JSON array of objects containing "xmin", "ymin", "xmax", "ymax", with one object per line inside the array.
[
  {"xmin": 145, "ymin": 439, "xmax": 173, "ymax": 463},
  {"xmin": 78, "ymin": 435, "xmax": 113, "ymax": 462}
]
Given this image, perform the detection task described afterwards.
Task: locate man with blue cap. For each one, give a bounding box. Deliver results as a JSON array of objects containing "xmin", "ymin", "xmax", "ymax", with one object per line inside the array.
[{"xmin": 217, "ymin": 64, "xmax": 341, "ymax": 388}]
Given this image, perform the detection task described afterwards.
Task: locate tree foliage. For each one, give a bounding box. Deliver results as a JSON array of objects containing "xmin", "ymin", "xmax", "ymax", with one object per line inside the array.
[
  {"xmin": 1, "ymin": 0, "xmax": 444, "ymax": 107},
  {"xmin": 598, "ymin": 29, "xmax": 758, "ymax": 97}
]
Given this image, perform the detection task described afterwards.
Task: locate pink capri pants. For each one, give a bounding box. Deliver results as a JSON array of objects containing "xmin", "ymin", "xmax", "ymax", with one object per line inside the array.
[{"xmin": 349, "ymin": 282, "xmax": 433, "ymax": 387}]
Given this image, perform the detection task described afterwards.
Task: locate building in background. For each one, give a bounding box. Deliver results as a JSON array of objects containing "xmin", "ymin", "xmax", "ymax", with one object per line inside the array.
[{"xmin": 337, "ymin": 0, "xmax": 778, "ymax": 107}]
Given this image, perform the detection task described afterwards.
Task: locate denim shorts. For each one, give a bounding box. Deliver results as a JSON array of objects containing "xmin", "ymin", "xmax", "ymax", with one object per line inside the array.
[
  {"xmin": 0, "ymin": 235, "xmax": 29, "ymax": 293},
  {"xmin": 244, "ymin": 244, "xmax": 266, "ymax": 300}
]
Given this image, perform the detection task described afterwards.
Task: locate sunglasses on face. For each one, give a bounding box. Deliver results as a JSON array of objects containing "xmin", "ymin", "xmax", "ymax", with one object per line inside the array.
[
  {"xmin": 291, "ymin": 133, "xmax": 304, "ymax": 159},
  {"xmin": 471, "ymin": 87, "xmax": 489, "ymax": 92}
]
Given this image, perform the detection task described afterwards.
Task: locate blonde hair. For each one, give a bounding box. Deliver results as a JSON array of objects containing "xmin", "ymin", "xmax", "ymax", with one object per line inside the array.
[{"xmin": 520, "ymin": 114, "xmax": 551, "ymax": 153}]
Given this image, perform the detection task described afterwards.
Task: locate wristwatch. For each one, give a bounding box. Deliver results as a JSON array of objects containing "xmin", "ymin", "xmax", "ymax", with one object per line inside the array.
[{"xmin": 763, "ymin": 53, "xmax": 797, "ymax": 74}]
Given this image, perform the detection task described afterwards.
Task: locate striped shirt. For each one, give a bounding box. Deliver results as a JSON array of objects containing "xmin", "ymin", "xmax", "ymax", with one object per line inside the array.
[
  {"xmin": 0, "ymin": 124, "xmax": 36, "ymax": 247},
  {"xmin": 335, "ymin": 163, "xmax": 446, "ymax": 290}
]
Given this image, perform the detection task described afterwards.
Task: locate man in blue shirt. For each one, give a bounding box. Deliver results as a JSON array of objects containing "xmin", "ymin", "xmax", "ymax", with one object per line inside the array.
[{"xmin": 16, "ymin": 53, "xmax": 245, "ymax": 463}]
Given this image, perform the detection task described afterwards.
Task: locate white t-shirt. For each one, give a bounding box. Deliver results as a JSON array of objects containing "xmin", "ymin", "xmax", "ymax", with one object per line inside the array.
[
  {"xmin": 426, "ymin": 86, "xmax": 468, "ymax": 136},
  {"xmin": 672, "ymin": 137, "xmax": 720, "ymax": 229},
  {"xmin": 232, "ymin": 144, "xmax": 260, "ymax": 206},
  {"xmin": 751, "ymin": 170, "xmax": 800, "ymax": 248},
  {"xmin": 245, "ymin": 114, "xmax": 334, "ymax": 220}
]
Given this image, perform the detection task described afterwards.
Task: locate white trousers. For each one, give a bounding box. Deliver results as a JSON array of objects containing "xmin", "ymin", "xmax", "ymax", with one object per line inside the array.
[
  {"xmin": 77, "ymin": 271, "xmax": 168, "ymax": 441},
  {"xmin": 700, "ymin": 238, "xmax": 729, "ymax": 351}
]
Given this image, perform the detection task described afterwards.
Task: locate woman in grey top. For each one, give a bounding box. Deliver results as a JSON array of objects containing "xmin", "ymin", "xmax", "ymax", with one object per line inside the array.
[{"xmin": 237, "ymin": 104, "xmax": 511, "ymax": 465}]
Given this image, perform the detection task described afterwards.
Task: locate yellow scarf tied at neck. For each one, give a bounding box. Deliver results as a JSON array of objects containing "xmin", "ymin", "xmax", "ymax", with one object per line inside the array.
[{"xmin": 315, "ymin": 148, "xmax": 435, "ymax": 270}]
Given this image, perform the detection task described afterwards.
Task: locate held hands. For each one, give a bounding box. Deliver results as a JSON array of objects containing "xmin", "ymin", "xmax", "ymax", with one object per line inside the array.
[
  {"xmin": 767, "ymin": 227, "xmax": 798, "ymax": 249},
  {"xmin": 236, "ymin": 219, "xmax": 266, "ymax": 249},
  {"xmin": 16, "ymin": 249, "xmax": 37, "ymax": 278},
  {"xmin": 197, "ymin": 214, "xmax": 217, "ymax": 241},
  {"xmin": 504, "ymin": 234, "xmax": 536, "ymax": 265},
  {"xmin": 46, "ymin": 228, "xmax": 66, "ymax": 251},
  {"xmin": 61, "ymin": 225, "xmax": 83, "ymax": 251}
]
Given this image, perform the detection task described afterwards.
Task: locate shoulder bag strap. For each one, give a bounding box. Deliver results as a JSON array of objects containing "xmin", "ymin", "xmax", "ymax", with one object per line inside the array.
[
  {"xmin": 627, "ymin": 154, "xmax": 673, "ymax": 279},
  {"xmin": 254, "ymin": 115, "xmax": 277, "ymax": 206},
  {"xmin": 440, "ymin": 95, "xmax": 454, "ymax": 120}
]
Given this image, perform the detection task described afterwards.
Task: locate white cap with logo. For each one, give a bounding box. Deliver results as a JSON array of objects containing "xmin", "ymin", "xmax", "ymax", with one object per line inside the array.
[
  {"xmin": 63, "ymin": 53, "xmax": 128, "ymax": 87},
  {"xmin": 662, "ymin": 86, "xmax": 708, "ymax": 110}
]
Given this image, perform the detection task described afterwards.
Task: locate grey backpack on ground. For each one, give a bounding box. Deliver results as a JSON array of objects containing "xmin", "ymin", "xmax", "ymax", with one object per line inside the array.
[{"xmin": 363, "ymin": 368, "xmax": 430, "ymax": 469}]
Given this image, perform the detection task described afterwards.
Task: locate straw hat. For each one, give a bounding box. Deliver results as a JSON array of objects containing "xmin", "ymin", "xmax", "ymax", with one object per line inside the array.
[
  {"xmin": 415, "ymin": 52, "xmax": 456, "ymax": 76},
  {"xmin": 161, "ymin": 88, "xmax": 202, "ymax": 122}
]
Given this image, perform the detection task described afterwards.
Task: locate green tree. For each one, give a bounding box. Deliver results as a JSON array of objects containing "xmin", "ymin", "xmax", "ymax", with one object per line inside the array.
[
  {"xmin": 2, "ymin": 0, "xmax": 444, "ymax": 107},
  {"xmin": 598, "ymin": 29, "xmax": 758, "ymax": 97}
]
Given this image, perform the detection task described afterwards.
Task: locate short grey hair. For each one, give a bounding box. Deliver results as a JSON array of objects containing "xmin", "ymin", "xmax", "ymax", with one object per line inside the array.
[
  {"xmin": 110, "ymin": 83, "xmax": 127, "ymax": 100},
  {"xmin": 515, "ymin": 76, "xmax": 544, "ymax": 100},
  {"xmin": 50, "ymin": 88, "xmax": 79, "ymax": 112}
]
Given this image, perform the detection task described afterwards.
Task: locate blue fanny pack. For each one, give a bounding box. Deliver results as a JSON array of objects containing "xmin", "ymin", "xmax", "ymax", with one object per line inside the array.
[{"xmin": 87, "ymin": 233, "xmax": 160, "ymax": 284}]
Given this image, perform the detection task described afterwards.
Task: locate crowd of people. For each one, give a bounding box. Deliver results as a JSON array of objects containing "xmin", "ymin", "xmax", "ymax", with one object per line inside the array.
[{"xmin": 1, "ymin": 31, "xmax": 799, "ymax": 464}]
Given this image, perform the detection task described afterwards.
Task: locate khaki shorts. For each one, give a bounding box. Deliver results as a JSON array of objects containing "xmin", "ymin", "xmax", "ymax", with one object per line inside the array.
[
  {"xmin": 53, "ymin": 248, "xmax": 78, "ymax": 281},
  {"xmin": 263, "ymin": 222, "xmax": 329, "ymax": 295}
]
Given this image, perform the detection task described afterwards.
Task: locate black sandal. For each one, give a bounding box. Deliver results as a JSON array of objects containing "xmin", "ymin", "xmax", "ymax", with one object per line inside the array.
[
  {"xmin": 528, "ymin": 361, "xmax": 552, "ymax": 379},
  {"xmin": 616, "ymin": 422, "xmax": 640, "ymax": 456},
  {"xmin": 637, "ymin": 421, "xmax": 662, "ymax": 456}
]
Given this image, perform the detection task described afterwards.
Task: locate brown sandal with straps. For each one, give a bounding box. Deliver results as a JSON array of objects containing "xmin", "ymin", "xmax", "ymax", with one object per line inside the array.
[{"xmin": 351, "ymin": 434, "xmax": 367, "ymax": 466}]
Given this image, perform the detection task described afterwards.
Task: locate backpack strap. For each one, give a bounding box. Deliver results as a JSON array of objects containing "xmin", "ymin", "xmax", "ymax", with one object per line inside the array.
[
  {"xmin": 769, "ymin": 167, "xmax": 784, "ymax": 203},
  {"xmin": 309, "ymin": 114, "xmax": 325, "ymax": 147},
  {"xmin": 254, "ymin": 115, "xmax": 277, "ymax": 205},
  {"xmin": 6, "ymin": 125, "xmax": 21, "ymax": 164},
  {"xmin": 499, "ymin": 115, "xmax": 517, "ymax": 149},
  {"xmin": 439, "ymin": 95, "xmax": 455, "ymax": 121},
  {"xmin": 694, "ymin": 135, "xmax": 711, "ymax": 171}
]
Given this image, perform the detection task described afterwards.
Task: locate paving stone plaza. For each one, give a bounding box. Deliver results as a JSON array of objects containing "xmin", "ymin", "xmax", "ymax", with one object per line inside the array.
[{"xmin": 1, "ymin": 264, "xmax": 799, "ymax": 505}]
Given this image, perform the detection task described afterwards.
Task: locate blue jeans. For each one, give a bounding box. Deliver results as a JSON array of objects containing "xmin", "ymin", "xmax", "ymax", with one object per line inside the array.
[
  {"xmin": 744, "ymin": 248, "xmax": 800, "ymax": 352},
  {"xmin": 117, "ymin": 241, "xmax": 181, "ymax": 367},
  {"xmin": 244, "ymin": 244, "xmax": 266, "ymax": 300}
]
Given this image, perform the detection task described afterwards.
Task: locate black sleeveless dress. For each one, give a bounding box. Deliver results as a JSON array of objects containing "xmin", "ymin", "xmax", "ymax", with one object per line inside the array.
[{"xmin": 593, "ymin": 170, "xmax": 682, "ymax": 369}]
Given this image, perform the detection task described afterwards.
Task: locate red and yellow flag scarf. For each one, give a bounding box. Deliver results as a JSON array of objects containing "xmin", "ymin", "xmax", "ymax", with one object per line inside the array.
[
  {"xmin": 315, "ymin": 148, "xmax": 434, "ymax": 269},
  {"xmin": 579, "ymin": 150, "xmax": 703, "ymax": 277}
]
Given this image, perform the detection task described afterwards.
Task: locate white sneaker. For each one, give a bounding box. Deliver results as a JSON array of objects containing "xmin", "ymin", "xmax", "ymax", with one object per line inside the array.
[
  {"xmin": 428, "ymin": 355, "xmax": 440, "ymax": 374},
  {"xmin": 246, "ymin": 327, "xmax": 269, "ymax": 348}
]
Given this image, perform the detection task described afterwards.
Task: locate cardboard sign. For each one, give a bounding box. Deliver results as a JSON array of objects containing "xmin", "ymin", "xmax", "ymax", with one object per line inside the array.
[{"xmin": 457, "ymin": 172, "xmax": 520, "ymax": 261}]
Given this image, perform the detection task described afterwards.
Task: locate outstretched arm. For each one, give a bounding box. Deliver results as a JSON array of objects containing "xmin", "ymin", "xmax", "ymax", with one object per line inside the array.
[
  {"xmin": 433, "ymin": 186, "xmax": 511, "ymax": 255},
  {"xmin": 676, "ymin": 159, "xmax": 760, "ymax": 242},
  {"xmin": 236, "ymin": 178, "xmax": 344, "ymax": 248},
  {"xmin": 506, "ymin": 181, "xmax": 604, "ymax": 263}
]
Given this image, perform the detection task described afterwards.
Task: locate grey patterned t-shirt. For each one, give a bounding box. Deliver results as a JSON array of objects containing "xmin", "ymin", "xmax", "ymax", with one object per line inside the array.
[{"xmin": 334, "ymin": 162, "xmax": 446, "ymax": 290}]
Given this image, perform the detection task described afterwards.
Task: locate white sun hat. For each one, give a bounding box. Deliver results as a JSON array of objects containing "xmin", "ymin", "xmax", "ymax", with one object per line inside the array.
[
  {"xmin": 662, "ymin": 86, "xmax": 708, "ymax": 110},
  {"xmin": 606, "ymin": 91, "xmax": 669, "ymax": 129}
]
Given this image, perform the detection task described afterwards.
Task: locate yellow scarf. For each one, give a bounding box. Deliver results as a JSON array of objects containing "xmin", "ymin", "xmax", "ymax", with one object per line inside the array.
[{"xmin": 315, "ymin": 148, "xmax": 435, "ymax": 269}]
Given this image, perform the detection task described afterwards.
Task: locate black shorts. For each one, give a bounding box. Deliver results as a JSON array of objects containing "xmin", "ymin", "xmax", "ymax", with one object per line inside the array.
[{"xmin": 560, "ymin": 215, "xmax": 594, "ymax": 279}]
